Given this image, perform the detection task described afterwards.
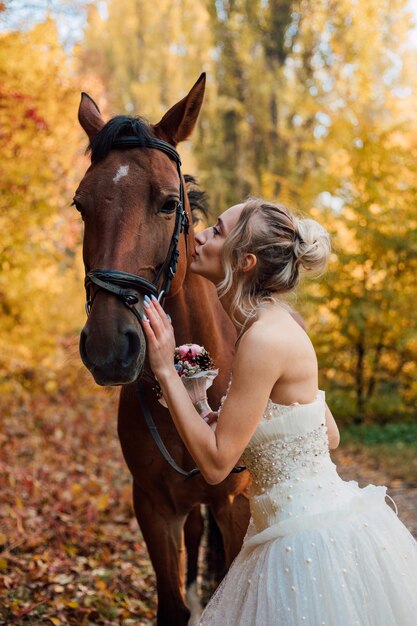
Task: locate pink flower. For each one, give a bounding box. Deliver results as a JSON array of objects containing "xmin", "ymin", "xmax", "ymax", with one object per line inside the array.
[
  {"xmin": 178, "ymin": 345, "xmax": 190, "ymax": 356},
  {"xmin": 189, "ymin": 344, "xmax": 203, "ymax": 356}
]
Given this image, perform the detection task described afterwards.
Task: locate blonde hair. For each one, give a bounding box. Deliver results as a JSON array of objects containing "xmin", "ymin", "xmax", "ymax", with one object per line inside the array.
[{"xmin": 216, "ymin": 198, "xmax": 331, "ymax": 330}]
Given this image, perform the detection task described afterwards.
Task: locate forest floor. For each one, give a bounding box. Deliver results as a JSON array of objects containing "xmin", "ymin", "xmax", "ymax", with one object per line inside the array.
[{"xmin": 1, "ymin": 384, "xmax": 416, "ymax": 625}]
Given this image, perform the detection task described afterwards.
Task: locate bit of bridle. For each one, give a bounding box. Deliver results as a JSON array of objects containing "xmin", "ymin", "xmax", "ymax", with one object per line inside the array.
[{"xmin": 83, "ymin": 134, "xmax": 246, "ymax": 480}]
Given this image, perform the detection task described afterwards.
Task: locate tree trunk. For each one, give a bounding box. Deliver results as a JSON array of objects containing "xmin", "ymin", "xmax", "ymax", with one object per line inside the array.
[{"xmin": 355, "ymin": 335, "xmax": 365, "ymax": 424}]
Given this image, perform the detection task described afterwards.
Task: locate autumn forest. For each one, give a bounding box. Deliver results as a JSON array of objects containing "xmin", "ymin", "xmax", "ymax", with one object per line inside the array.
[
  {"xmin": 2, "ymin": 0, "xmax": 417, "ymax": 419},
  {"xmin": 1, "ymin": 0, "xmax": 417, "ymax": 623}
]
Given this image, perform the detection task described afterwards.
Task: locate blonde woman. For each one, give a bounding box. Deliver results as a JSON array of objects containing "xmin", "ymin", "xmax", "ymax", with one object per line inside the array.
[{"xmin": 140, "ymin": 198, "xmax": 417, "ymax": 625}]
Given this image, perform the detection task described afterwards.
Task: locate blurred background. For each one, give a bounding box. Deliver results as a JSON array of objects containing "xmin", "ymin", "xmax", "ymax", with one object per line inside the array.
[{"xmin": 1, "ymin": 1, "xmax": 417, "ymax": 623}]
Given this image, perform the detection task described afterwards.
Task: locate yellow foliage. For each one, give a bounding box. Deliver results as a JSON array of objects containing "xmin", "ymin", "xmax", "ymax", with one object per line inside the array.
[
  {"xmin": 2, "ymin": 0, "xmax": 417, "ymax": 420},
  {"xmin": 0, "ymin": 20, "xmax": 88, "ymax": 392}
]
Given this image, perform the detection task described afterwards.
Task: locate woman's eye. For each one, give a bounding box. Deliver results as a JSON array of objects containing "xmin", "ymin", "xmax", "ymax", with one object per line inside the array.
[
  {"xmin": 212, "ymin": 225, "xmax": 220, "ymax": 236},
  {"xmin": 161, "ymin": 199, "xmax": 179, "ymax": 213}
]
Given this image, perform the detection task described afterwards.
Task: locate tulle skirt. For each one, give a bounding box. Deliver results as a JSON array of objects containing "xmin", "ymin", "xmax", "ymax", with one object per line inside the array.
[{"xmin": 200, "ymin": 482, "xmax": 417, "ymax": 625}]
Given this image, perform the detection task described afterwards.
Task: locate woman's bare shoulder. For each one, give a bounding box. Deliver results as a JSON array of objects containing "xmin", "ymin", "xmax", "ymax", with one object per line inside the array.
[
  {"xmin": 237, "ymin": 308, "xmax": 314, "ymax": 362},
  {"xmin": 236, "ymin": 317, "xmax": 286, "ymax": 364}
]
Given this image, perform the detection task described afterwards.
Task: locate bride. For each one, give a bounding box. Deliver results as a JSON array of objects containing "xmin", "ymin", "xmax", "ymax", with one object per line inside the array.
[{"xmin": 140, "ymin": 197, "xmax": 417, "ymax": 625}]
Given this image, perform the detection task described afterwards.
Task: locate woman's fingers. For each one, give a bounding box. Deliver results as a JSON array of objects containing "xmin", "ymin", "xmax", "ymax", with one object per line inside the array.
[
  {"xmin": 140, "ymin": 296, "xmax": 177, "ymax": 378},
  {"xmin": 143, "ymin": 299, "xmax": 164, "ymax": 337},
  {"xmin": 205, "ymin": 411, "xmax": 218, "ymax": 425},
  {"xmin": 149, "ymin": 296, "xmax": 172, "ymax": 330},
  {"xmin": 140, "ymin": 310, "xmax": 156, "ymax": 343},
  {"xmin": 141, "ymin": 297, "xmax": 175, "ymax": 350},
  {"xmin": 144, "ymin": 296, "xmax": 171, "ymax": 336}
]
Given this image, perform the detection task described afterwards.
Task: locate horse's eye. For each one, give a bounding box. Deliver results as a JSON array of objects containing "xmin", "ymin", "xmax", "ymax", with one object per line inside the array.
[
  {"xmin": 161, "ymin": 199, "xmax": 179, "ymax": 214},
  {"xmin": 72, "ymin": 198, "xmax": 85, "ymax": 216}
]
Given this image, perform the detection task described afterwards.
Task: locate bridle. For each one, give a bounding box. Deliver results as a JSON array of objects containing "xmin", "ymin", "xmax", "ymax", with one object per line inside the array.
[
  {"xmin": 84, "ymin": 136, "xmax": 189, "ymax": 323},
  {"xmin": 83, "ymin": 134, "xmax": 246, "ymax": 480}
]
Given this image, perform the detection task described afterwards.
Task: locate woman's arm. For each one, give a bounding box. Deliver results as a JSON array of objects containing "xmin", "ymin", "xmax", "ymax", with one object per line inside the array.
[
  {"xmin": 156, "ymin": 329, "xmax": 282, "ymax": 484},
  {"xmin": 141, "ymin": 297, "xmax": 282, "ymax": 484},
  {"xmin": 325, "ymin": 403, "xmax": 340, "ymax": 449}
]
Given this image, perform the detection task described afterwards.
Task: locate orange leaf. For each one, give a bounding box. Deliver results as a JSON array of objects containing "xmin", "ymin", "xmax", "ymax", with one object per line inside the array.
[{"xmin": 96, "ymin": 493, "xmax": 109, "ymax": 511}]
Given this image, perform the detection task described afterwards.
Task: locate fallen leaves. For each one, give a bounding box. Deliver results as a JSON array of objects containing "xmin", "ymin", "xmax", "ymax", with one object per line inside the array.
[{"xmin": 0, "ymin": 380, "xmax": 157, "ymax": 625}]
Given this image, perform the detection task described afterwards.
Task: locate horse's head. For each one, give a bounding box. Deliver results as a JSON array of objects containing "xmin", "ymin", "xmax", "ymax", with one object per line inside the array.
[{"xmin": 75, "ymin": 74, "xmax": 206, "ymax": 386}]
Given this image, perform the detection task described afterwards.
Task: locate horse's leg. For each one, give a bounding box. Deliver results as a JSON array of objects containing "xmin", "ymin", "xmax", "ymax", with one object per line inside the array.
[
  {"xmin": 184, "ymin": 505, "xmax": 204, "ymax": 624},
  {"xmin": 132, "ymin": 481, "xmax": 190, "ymax": 626},
  {"xmin": 206, "ymin": 507, "xmax": 226, "ymax": 580},
  {"xmin": 210, "ymin": 492, "xmax": 250, "ymax": 567},
  {"xmin": 184, "ymin": 504, "xmax": 204, "ymax": 586},
  {"xmin": 200, "ymin": 507, "xmax": 226, "ymax": 605}
]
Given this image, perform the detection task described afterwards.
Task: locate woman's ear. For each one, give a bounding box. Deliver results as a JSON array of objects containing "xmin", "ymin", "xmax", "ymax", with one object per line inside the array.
[{"xmin": 242, "ymin": 253, "xmax": 257, "ymax": 273}]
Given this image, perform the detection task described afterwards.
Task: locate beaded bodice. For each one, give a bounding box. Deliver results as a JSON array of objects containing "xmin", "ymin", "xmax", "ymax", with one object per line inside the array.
[
  {"xmin": 218, "ymin": 380, "xmax": 332, "ymax": 531},
  {"xmin": 241, "ymin": 417, "xmax": 328, "ymax": 494},
  {"xmin": 218, "ymin": 380, "xmax": 329, "ymax": 490}
]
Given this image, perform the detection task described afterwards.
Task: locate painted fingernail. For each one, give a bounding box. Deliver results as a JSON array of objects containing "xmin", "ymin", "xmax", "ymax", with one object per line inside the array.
[
  {"xmin": 151, "ymin": 295, "xmax": 157, "ymax": 302},
  {"xmin": 144, "ymin": 300, "xmax": 150, "ymax": 309},
  {"xmin": 167, "ymin": 314, "xmax": 171, "ymax": 321},
  {"xmin": 142, "ymin": 315, "xmax": 149, "ymax": 322},
  {"xmin": 144, "ymin": 295, "xmax": 151, "ymax": 303}
]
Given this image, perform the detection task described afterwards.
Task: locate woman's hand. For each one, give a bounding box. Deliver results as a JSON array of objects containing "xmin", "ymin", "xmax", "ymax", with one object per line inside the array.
[
  {"xmin": 140, "ymin": 296, "xmax": 177, "ymax": 378},
  {"xmin": 204, "ymin": 411, "xmax": 219, "ymax": 432}
]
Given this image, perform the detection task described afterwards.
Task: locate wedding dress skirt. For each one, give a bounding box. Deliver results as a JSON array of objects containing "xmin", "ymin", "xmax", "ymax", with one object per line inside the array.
[{"xmin": 200, "ymin": 390, "xmax": 417, "ymax": 626}]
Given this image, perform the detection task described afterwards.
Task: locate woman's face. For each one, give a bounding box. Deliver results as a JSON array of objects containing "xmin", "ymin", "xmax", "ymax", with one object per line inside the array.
[{"xmin": 190, "ymin": 203, "xmax": 245, "ymax": 284}]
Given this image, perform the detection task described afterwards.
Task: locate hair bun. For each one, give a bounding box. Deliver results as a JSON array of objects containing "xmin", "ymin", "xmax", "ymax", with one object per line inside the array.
[{"xmin": 293, "ymin": 217, "xmax": 331, "ymax": 272}]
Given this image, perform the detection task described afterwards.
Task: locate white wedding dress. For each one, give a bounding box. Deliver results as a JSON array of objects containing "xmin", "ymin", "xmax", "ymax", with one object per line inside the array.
[{"xmin": 200, "ymin": 386, "xmax": 417, "ymax": 625}]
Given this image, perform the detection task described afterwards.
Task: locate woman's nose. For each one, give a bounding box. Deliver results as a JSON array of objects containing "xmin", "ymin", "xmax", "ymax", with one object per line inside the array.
[{"xmin": 194, "ymin": 228, "xmax": 208, "ymax": 245}]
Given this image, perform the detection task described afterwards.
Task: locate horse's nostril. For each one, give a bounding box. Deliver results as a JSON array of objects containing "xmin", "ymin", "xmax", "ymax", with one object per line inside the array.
[
  {"xmin": 79, "ymin": 328, "xmax": 88, "ymax": 364},
  {"xmin": 122, "ymin": 328, "xmax": 141, "ymax": 367}
]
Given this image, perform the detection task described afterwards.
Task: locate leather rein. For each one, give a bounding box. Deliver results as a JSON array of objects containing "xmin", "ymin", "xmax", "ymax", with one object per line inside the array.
[{"xmin": 84, "ymin": 135, "xmax": 246, "ymax": 480}]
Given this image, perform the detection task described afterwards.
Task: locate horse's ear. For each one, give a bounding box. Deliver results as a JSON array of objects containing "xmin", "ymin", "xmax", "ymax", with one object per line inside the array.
[
  {"xmin": 78, "ymin": 92, "xmax": 105, "ymax": 140},
  {"xmin": 154, "ymin": 73, "xmax": 206, "ymax": 146}
]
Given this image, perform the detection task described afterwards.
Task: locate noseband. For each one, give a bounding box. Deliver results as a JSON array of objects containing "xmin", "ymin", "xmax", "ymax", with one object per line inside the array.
[{"xmin": 84, "ymin": 136, "xmax": 189, "ymax": 324}]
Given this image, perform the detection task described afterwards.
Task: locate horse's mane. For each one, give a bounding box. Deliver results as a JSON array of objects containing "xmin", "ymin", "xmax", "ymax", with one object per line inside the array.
[
  {"xmin": 184, "ymin": 175, "xmax": 209, "ymax": 225},
  {"xmin": 88, "ymin": 115, "xmax": 154, "ymax": 163},
  {"xmin": 87, "ymin": 115, "xmax": 209, "ymax": 225}
]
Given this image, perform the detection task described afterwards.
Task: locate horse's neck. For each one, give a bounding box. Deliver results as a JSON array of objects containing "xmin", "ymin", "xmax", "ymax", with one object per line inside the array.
[{"xmin": 165, "ymin": 271, "xmax": 236, "ymax": 373}]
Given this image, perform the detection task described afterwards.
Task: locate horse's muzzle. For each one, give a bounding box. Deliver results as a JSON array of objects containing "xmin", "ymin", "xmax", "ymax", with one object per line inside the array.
[{"xmin": 79, "ymin": 323, "xmax": 145, "ymax": 386}]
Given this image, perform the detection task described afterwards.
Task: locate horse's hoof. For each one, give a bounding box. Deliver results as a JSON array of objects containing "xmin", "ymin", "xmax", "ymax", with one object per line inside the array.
[{"xmin": 187, "ymin": 581, "xmax": 202, "ymax": 625}]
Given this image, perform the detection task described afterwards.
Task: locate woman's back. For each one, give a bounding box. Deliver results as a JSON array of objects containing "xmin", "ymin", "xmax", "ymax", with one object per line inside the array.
[{"xmin": 237, "ymin": 303, "xmax": 319, "ymax": 407}]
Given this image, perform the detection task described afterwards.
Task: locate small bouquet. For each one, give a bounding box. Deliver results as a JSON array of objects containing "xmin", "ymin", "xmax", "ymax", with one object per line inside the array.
[{"xmin": 157, "ymin": 343, "xmax": 218, "ymax": 420}]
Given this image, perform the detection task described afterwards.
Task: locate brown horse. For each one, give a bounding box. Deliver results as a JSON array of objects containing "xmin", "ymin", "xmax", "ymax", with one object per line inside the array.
[{"xmin": 75, "ymin": 74, "xmax": 251, "ymax": 625}]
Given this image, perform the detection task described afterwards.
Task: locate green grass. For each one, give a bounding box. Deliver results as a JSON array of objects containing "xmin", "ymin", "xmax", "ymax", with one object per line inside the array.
[
  {"xmin": 342, "ymin": 422, "xmax": 417, "ymax": 446},
  {"xmin": 339, "ymin": 422, "xmax": 417, "ymax": 483}
]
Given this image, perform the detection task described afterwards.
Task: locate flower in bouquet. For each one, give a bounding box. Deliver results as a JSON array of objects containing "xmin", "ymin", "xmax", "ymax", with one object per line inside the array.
[
  {"xmin": 157, "ymin": 343, "xmax": 218, "ymax": 419},
  {"xmin": 174, "ymin": 343, "xmax": 215, "ymax": 376}
]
